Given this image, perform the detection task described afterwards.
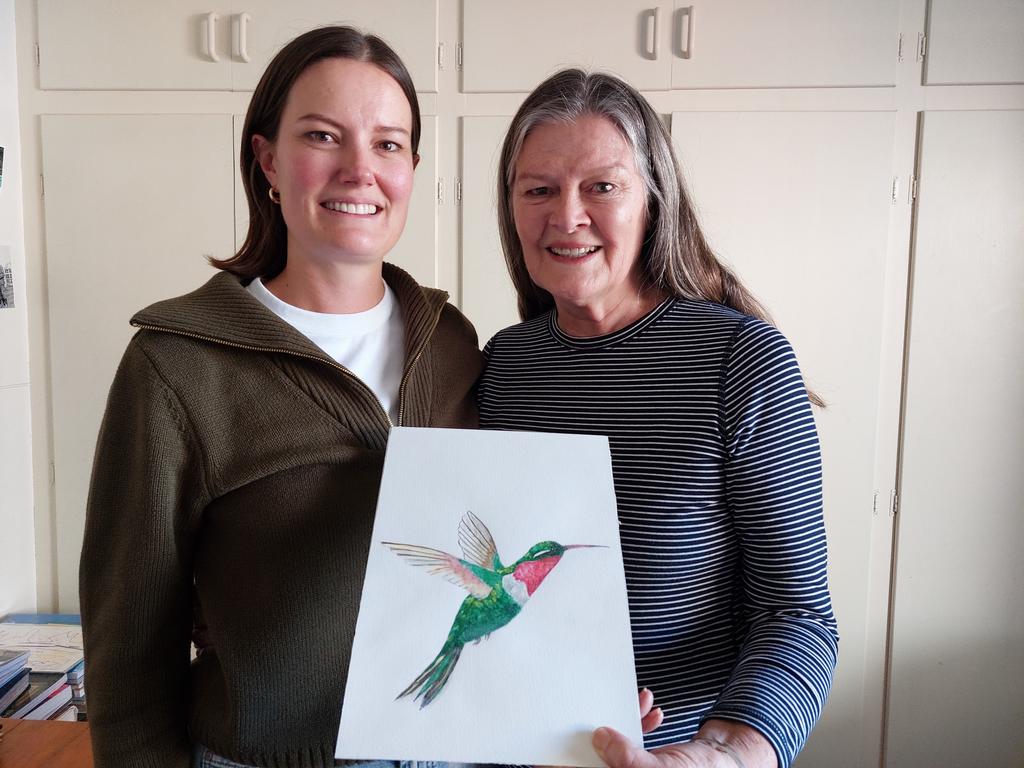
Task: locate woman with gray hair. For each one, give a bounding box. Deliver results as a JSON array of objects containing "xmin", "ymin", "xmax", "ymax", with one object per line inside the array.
[{"xmin": 477, "ymin": 69, "xmax": 838, "ymax": 768}]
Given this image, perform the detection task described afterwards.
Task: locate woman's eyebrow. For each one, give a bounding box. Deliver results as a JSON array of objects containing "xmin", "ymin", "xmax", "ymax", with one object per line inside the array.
[
  {"xmin": 295, "ymin": 113, "xmax": 410, "ymax": 136},
  {"xmin": 517, "ymin": 164, "xmax": 630, "ymax": 183}
]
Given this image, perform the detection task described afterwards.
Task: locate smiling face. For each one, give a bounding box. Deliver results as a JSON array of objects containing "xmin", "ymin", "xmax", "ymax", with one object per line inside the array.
[
  {"xmin": 512, "ymin": 115, "xmax": 652, "ymax": 334},
  {"xmin": 252, "ymin": 57, "xmax": 416, "ymax": 273}
]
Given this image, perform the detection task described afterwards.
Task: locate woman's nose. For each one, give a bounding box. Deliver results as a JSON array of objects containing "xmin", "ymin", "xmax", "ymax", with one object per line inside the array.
[
  {"xmin": 337, "ymin": 144, "xmax": 374, "ymax": 185},
  {"xmin": 549, "ymin": 190, "xmax": 590, "ymax": 233}
]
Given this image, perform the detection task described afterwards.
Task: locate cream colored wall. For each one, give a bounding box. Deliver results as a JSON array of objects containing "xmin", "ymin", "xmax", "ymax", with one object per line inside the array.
[{"xmin": 0, "ymin": 0, "xmax": 36, "ymax": 616}]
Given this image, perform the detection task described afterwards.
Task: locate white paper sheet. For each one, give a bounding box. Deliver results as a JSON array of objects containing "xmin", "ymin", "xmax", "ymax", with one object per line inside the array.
[{"xmin": 336, "ymin": 427, "xmax": 641, "ymax": 766}]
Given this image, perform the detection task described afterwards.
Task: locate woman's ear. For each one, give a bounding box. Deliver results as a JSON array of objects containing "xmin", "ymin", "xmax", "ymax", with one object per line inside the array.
[{"xmin": 252, "ymin": 134, "xmax": 277, "ymax": 187}]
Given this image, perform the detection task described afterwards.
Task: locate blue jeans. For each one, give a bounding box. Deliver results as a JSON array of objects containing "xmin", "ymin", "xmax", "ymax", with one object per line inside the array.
[{"xmin": 193, "ymin": 747, "xmax": 472, "ymax": 768}]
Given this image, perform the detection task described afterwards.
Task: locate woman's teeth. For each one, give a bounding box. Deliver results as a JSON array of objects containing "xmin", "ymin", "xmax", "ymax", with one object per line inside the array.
[
  {"xmin": 549, "ymin": 246, "xmax": 599, "ymax": 257},
  {"xmin": 323, "ymin": 201, "xmax": 378, "ymax": 215}
]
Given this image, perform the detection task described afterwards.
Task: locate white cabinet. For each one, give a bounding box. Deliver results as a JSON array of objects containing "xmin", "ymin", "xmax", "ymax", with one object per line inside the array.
[
  {"xmin": 37, "ymin": 0, "xmax": 439, "ymax": 92},
  {"xmin": 20, "ymin": 2, "xmax": 1024, "ymax": 765},
  {"xmin": 886, "ymin": 109, "xmax": 1024, "ymax": 768},
  {"xmin": 460, "ymin": 116, "xmax": 519, "ymax": 344},
  {"xmin": 462, "ymin": 1, "xmax": 674, "ymax": 92},
  {"xmin": 923, "ymin": 0, "xmax": 1024, "ymax": 85},
  {"xmin": 41, "ymin": 114, "xmax": 233, "ymax": 607},
  {"xmin": 37, "ymin": 2, "xmax": 233, "ymax": 90},
  {"xmin": 228, "ymin": 1, "xmax": 439, "ymax": 92},
  {"xmin": 671, "ymin": 111, "xmax": 896, "ymax": 768},
  {"xmin": 462, "ymin": 0, "xmax": 898, "ymax": 93},
  {"xmin": 669, "ymin": 1, "xmax": 899, "ymax": 88}
]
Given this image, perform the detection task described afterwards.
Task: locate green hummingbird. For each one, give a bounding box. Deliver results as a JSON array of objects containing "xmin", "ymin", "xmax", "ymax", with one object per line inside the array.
[{"xmin": 382, "ymin": 510, "xmax": 603, "ymax": 707}]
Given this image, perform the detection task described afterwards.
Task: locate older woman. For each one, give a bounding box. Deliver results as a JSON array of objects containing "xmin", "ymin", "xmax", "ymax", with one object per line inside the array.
[
  {"xmin": 79, "ymin": 27, "xmax": 480, "ymax": 768},
  {"xmin": 477, "ymin": 70, "xmax": 837, "ymax": 768}
]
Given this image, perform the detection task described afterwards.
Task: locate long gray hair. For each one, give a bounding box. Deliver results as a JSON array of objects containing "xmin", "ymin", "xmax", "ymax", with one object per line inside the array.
[{"xmin": 496, "ymin": 68, "xmax": 772, "ymax": 326}]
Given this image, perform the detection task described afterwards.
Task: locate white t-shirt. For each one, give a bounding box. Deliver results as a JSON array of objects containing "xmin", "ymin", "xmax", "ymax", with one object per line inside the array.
[{"xmin": 247, "ymin": 278, "xmax": 406, "ymax": 424}]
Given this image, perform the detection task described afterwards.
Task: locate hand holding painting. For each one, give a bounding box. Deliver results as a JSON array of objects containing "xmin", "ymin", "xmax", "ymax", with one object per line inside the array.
[{"xmin": 594, "ymin": 712, "xmax": 772, "ymax": 768}]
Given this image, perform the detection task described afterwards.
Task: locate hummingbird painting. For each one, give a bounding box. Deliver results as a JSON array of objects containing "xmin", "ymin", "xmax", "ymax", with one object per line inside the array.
[{"xmin": 382, "ymin": 511, "xmax": 603, "ymax": 707}]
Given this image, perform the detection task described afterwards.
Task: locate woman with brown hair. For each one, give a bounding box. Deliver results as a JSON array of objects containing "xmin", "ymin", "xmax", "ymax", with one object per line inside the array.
[
  {"xmin": 478, "ymin": 69, "xmax": 838, "ymax": 768},
  {"xmin": 80, "ymin": 26, "xmax": 480, "ymax": 768}
]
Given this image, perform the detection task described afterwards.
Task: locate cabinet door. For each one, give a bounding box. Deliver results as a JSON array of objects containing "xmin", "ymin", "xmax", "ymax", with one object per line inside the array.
[
  {"xmin": 886, "ymin": 110, "xmax": 1024, "ymax": 768},
  {"xmin": 460, "ymin": 116, "xmax": 520, "ymax": 344},
  {"xmin": 462, "ymin": 1, "xmax": 673, "ymax": 93},
  {"xmin": 41, "ymin": 115, "xmax": 233, "ymax": 609},
  {"xmin": 670, "ymin": 1, "xmax": 898, "ymax": 88},
  {"xmin": 232, "ymin": 115, "xmax": 439, "ymax": 287},
  {"xmin": 37, "ymin": 1, "xmax": 232, "ymax": 90},
  {"xmin": 230, "ymin": 1, "xmax": 439, "ymax": 92},
  {"xmin": 384, "ymin": 115, "xmax": 439, "ymax": 286},
  {"xmin": 671, "ymin": 110, "xmax": 896, "ymax": 768},
  {"xmin": 924, "ymin": 0, "xmax": 1024, "ymax": 85}
]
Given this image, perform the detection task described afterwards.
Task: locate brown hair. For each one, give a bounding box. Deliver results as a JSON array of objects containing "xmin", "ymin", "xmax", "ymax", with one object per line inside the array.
[
  {"xmin": 213, "ymin": 26, "xmax": 421, "ymax": 280},
  {"xmin": 497, "ymin": 69, "xmax": 823, "ymax": 406}
]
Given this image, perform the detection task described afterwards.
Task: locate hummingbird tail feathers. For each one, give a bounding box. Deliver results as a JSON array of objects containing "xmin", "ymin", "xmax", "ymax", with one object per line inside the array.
[{"xmin": 397, "ymin": 644, "xmax": 463, "ymax": 708}]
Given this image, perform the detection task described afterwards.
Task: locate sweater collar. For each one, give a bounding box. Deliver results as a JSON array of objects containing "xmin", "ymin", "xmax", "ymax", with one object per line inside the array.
[{"xmin": 130, "ymin": 263, "xmax": 449, "ymax": 364}]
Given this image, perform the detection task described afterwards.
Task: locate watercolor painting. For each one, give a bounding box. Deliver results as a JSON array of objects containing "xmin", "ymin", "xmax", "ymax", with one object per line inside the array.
[
  {"xmin": 336, "ymin": 427, "xmax": 641, "ymax": 767},
  {"xmin": 384, "ymin": 510, "xmax": 604, "ymax": 706}
]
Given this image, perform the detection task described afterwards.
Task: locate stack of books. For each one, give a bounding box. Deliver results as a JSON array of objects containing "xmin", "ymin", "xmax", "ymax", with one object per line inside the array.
[
  {"xmin": 0, "ymin": 613, "xmax": 85, "ymax": 721},
  {"xmin": 0, "ymin": 649, "xmax": 31, "ymax": 713}
]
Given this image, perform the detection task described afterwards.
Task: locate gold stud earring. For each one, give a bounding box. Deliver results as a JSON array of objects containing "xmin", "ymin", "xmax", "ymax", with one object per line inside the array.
[{"xmin": 268, "ymin": 187, "xmax": 281, "ymax": 204}]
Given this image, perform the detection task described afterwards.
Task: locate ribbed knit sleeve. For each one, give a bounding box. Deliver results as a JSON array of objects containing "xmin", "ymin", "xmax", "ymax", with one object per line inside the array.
[
  {"xmin": 80, "ymin": 338, "xmax": 210, "ymax": 768},
  {"xmin": 704, "ymin": 318, "xmax": 839, "ymax": 767}
]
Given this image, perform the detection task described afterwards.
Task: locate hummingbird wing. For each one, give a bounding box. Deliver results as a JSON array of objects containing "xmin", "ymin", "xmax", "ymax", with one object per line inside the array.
[
  {"xmin": 382, "ymin": 543, "xmax": 493, "ymax": 598},
  {"xmin": 458, "ymin": 511, "xmax": 503, "ymax": 571}
]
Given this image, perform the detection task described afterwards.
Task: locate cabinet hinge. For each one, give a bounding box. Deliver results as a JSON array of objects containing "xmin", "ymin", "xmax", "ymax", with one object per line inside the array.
[
  {"xmin": 50, "ymin": 461, "xmax": 56, "ymax": 487},
  {"xmin": 917, "ymin": 33, "xmax": 927, "ymax": 63},
  {"xmin": 455, "ymin": 177, "xmax": 463, "ymax": 205},
  {"xmin": 897, "ymin": 33, "xmax": 903, "ymax": 63},
  {"xmin": 39, "ymin": 173, "xmax": 45, "ymax": 198},
  {"xmin": 909, "ymin": 175, "xmax": 919, "ymax": 202},
  {"xmin": 437, "ymin": 178, "xmax": 446, "ymax": 205},
  {"xmin": 438, "ymin": 42, "xmax": 445, "ymax": 70},
  {"xmin": 872, "ymin": 491, "xmax": 879, "ymax": 516},
  {"xmin": 889, "ymin": 490, "xmax": 899, "ymax": 517},
  {"xmin": 456, "ymin": 43, "xmax": 463, "ymax": 70},
  {"xmin": 35, "ymin": 42, "xmax": 40, "ymax": 68},
  {"xmin": 890, "ymin": 176, "xmax": 899, "ymax": 204}
]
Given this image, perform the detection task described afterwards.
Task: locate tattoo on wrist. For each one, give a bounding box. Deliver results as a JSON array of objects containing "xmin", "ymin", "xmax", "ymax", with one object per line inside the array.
[{"xmin": 692, "ymin": 736, "xmax": 748, "ymax": 768}]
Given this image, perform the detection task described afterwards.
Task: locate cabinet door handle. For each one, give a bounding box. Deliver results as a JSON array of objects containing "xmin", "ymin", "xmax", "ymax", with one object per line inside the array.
[
  {"xmin": 644, "ymin": 7, "xmax": 661, "ymax": 60},
  {"xmin": 235, "ymin": 12, "xmax": 252, "ymax": 63},
  {"xmin": 678, "ymin": 5, "xmax": 695, "ymax": 60},
  {"xmin": 204, "ymin": 11, "xmax": 220, "ymax": 62}
]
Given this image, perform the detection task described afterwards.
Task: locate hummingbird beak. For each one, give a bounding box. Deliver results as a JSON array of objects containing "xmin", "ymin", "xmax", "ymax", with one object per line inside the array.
[{"xmin": 563, "ymin": 544, "xmax": 608, "ymax": 550}]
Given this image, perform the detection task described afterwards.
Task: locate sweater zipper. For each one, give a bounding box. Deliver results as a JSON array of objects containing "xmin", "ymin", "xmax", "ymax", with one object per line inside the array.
[
  {"xmin": 396, "ymin": 307, "xmax": 443, "ymax": 425},
  {"xmin": 132, "ymin": 324, "xmax": 394, "ymax": 426}
]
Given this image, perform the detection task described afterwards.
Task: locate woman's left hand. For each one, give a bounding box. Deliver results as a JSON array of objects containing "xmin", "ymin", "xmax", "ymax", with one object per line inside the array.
[{"xmin": 592, "ymin": 717, "xmax": 778, "ymax": 768}]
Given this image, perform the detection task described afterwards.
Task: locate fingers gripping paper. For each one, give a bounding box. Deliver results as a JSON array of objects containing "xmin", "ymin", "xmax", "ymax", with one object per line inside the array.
[{"xmin": 336, "ymin": 427, "xmax": 641, "ymax": 766}]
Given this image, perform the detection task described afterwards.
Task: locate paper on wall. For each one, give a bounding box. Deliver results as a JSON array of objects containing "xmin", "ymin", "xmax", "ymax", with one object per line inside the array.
[{"xmin": 0, "ymin": 245, "xmax": 13, "ymax": 308}]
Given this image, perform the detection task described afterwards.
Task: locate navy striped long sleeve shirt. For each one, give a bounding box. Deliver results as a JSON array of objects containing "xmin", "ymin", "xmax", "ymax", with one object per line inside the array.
[{"xmin": 477, "ymin": 298, "xmax": 838, "ymax": 768}]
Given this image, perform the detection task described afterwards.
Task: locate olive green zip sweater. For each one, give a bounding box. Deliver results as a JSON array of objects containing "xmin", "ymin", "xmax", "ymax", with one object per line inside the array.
[{"xmin": 80, "ymin": 265, "xmax": 482, "ymax": 768}]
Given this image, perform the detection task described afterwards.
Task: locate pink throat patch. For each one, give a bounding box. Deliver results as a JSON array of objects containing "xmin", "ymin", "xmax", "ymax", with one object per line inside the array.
[{"xmin": 513, "ymin": 556, "xmax": 562, "ymax": 595}]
